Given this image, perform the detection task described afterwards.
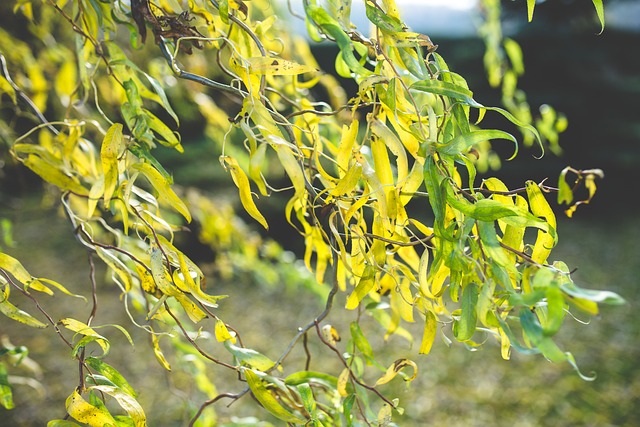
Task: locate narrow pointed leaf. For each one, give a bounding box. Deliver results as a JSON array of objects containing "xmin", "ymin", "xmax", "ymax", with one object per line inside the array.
[{"xmin": 244, "ymin": 369, "xmax": 306, "ymax": 424}]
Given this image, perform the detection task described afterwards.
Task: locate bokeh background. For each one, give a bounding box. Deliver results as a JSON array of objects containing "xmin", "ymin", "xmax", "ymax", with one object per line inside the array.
[{"xmin": 1, "ymin": 0, "xmax": 638, "ymax": 425}]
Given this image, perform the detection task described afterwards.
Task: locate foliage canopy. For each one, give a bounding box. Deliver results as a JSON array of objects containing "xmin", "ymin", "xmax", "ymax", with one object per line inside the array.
[{"xmin": 0, "ymin": 0, "xmax": 622, "ymax": 425}]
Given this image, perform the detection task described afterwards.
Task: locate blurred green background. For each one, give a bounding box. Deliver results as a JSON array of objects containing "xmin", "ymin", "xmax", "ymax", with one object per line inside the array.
[{"xmin": 1, "ymin": 0, "xmax": 639, "ymax": 425}]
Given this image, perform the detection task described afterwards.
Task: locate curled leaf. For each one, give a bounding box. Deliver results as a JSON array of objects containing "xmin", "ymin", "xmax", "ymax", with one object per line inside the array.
[{"xmin": 374, "ymin": 358, "xmax": 418, "ymax": 386}]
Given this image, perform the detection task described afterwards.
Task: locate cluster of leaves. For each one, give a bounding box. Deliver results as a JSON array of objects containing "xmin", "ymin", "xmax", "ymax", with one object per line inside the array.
[{"xmin": 0, "ymin": 0, "xmax": 622, "ymax": 425}]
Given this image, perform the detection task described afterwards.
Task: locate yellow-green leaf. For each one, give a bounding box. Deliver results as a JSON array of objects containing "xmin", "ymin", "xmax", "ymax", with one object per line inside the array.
[
  {"xmin": 224, "ymin": 342, "xmax": 277, "ymax": 372},
  {"xmin": 244, "ymin": 369, "xmax": 306, "ymax": 424},
  {"xmin": 100, "ymin": 123, "xmax": 123, "ymax": 204},
  {"xmin": 0, "ymin": 285, "xmax": 47, "ymax": 328},
  {"xmin": 88, "ymin": 385, "xmax": 146, "ymax": 427},
  {"xmin": 345, "ymin": 265, "xmax": 376, "ymax": 310},
  {"xmin": 132, "ymin": 162, "xmax": 191, "ymax": 222},
  {"xmin": 0, "ymin": 252, "xmax": 33, "ymax": 285},
  {"xmin": 22, "ymin": 155, "xmax": 89, "ymax": 196}
]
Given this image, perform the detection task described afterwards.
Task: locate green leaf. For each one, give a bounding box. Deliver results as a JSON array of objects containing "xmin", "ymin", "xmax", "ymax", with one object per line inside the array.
[
  {"xmin": 0, "ymin": 363, "xmax": 14, "ymax": 410},
  {"xmin": 410, "ymin": 79, "xmax": 478, "ymax": 106},
  {"xmin": 559, "ymin": 281, "xmax": 625, "ymax": 305},
  {"xmin": 47, "ymin": 421, "xmax": 83, "ymax": 427},
  {"xmin": 364, "ymin": 0, "xmax": 403, "ymax": 33},
  {"xmin": 285, "ymin": 371, "xmax": 340, "ymax": 390},
  {"xmin": 439, "ymin": 129, "xmax": 517, "ymax": 157},
  {"xmin": 224, "ymin": 342, "xmax": 276, "ymax": 372},
  {"xmin": 297, "ymin": 383, "xmax": 317, "ymax": 419},
  {"xmin": 244, "ymin": 369, "xmax": 306, "ymax": 424},
  {"xmin": 85, "ymin": 357, "xmax": 137, "ymax": 398},
  {"xmin": 305, "ymin": 4, "xmax": 372, "ymax": 77},
  {"xmin": 350, "ymin": 322, "xmax": 374, "ymax": 362},
  {"xmin": 453, "ymin": 283, "xmax": 478, "ymax": 341}
]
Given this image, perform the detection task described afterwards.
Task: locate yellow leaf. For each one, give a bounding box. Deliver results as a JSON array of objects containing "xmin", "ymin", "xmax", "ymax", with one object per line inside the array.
[
  {"xmin": 371, "ymin": 118, "xmax": 408, "ymax": 182},
  {"xmin": 525, "ymin": 181, "xmax": 556, "ymax": 264},
  {"xmin": 151, "ymin": 333, "xmax": 172, "ymax": 371},
  {"xmin": 222, "ymin": 156, "xmax": 269, "ymax": 229},
  {"xmin": 214, "ymin": 319, "xmax": 236, "ymax": 343},
  {"xmin": 374, "ymin": 358, "xmax": 418, "ymax": 386},
  {"xmin": 88, "ymin": 385, "xmax": 146, "ymax": 427},
  {"xmin": 54, "ymin": 60, "xmax": 77, "ymax": 101},
  {"xmin": 419, "ymin": 310, "xmax": 437, "ymax": 355},
  {"xmin": 59, "ymin": 318, "xmax": 109, "ymax": 354},
  {"xmin": 0, "ymin": 76, "xmax": 17, "ymax": 104},
  {"xmin": 337, "ymin": 120, "xmax": 359, "ymax": 174},
  {"xmin": 330, "ymin": 163, "xmax": 362, "ymax": 197},
  {"xmin": 132, "ymin": 162, "xmax": 191, "ymax": 222},
  {"xmin": 246, "ymin": 56, "xmax": 317, "ymax": 75},
  {"xmin": 174, "ymin": 251, "xmax": 225, "ymax": 307},
  {"xmin": 337, "ymin": 368, "xmax": 350, "ymax": 397},
  {"xmin": 100, "ymin": 123, "xmax": 123, "ymax": 204},
  {"xmin": 321, "ymin": 324, "xmax": 341, "ymax": 345},
  {"xmin": 65, "ymin": 390, "xmax": 117, "ymax": 427}
]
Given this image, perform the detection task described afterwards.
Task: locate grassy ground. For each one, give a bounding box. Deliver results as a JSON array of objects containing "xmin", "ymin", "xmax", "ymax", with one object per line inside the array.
[{"xmin": 0, "ymin": 197, "xmax": 637, "ymax": 426}]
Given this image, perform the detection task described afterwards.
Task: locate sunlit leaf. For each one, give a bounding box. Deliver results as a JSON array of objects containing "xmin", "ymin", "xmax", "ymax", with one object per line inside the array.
[
  {"xmin": 132, "ymin": 162, "xmax": 191, "ymax": 222},
  {"xmin": 246, "ymin": 56, "xmax": 317, "ymax": 75},
  {"xmin": 419, "ymin": 310, "xmax": 437, "ymax": 355},
  {"xmin": 346, "ymin": 265, "xmax": 376, "ymax": 310},
  {"xmin": 66, "ymin": 390, "xmax": 117, "ymax": 427},
  {"xmin": 222, "ymin": 156, "xmax": 268, "ymax": 229},
  {"xmin": 214, "ymin": 318, "xmax": 236, "ymax": 343},
  {"xmin": 592, "ymin": 0, "xmax": 605, "ymax": 33},
  {"xmin": 374, "ymin": 358, "xmax": 418, "ymax": 386},
  {"xmin": 88, "ymin": 385, "xmax": 146, "ymax": 427},
  {"xmin": 59, "ymin": 318, "xmax": 109, "ymax": 355}
]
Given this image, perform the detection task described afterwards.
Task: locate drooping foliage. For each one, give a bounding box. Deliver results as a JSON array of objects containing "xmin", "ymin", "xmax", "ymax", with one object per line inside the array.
[{"xmin": 0, "ymin": 0, "xmax": 621, "ymax": 425}]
